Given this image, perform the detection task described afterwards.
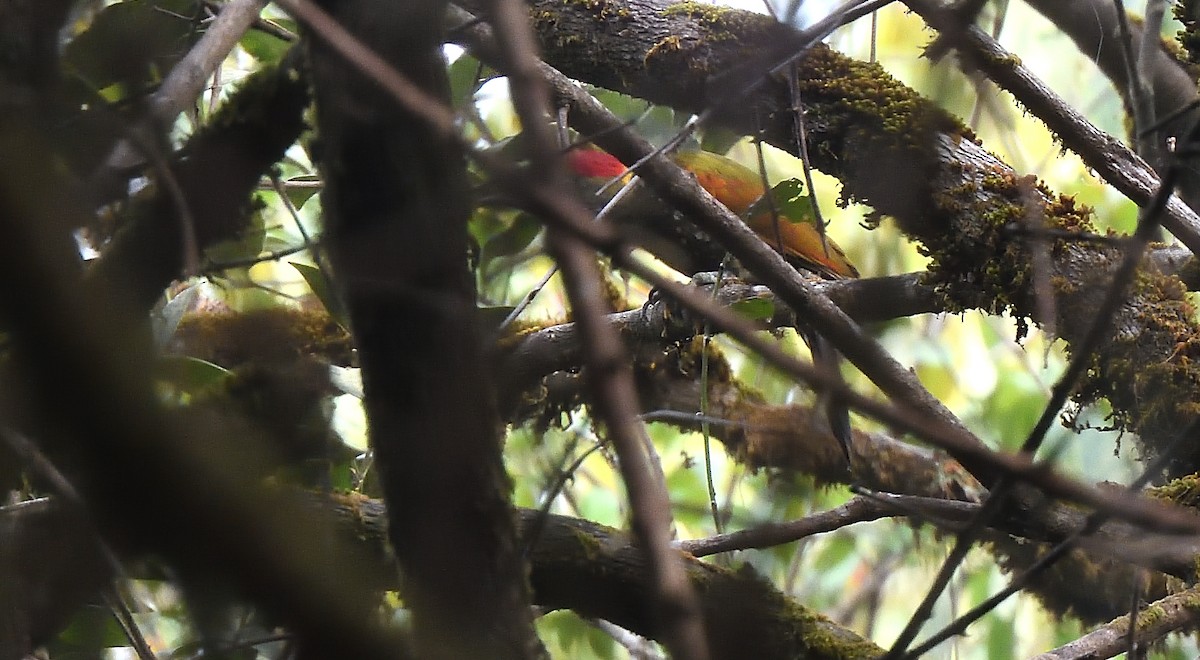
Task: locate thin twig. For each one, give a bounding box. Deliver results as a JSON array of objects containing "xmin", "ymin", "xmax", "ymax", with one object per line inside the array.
[
  {"xmin": 903, "ymin": 393, "xmax": 1200, "ymax": 657},
  {"xmin": 203, "ymin": 243, "xmax": 311, "ymax": 273},
  {"xmin": 1, "ymin": 428, "xmax": 154, "ymax": 660},
  {"xmin": 901, "ymin": 0, "xmax": 1200, "ymax": 253},
  {"xmin": 285, "ymin": 0, "xmax": 1200, "ymax": 538},
  {"xmin": 1135, "ymin": 0, "xmax": 1169, "ymax": 171},
  {"xmin": 675, "ymin": 497, "xmax": 887, "ymax": 556},
  {"xmin": 479, "ymin": 0, "xmax": 708, "ymax": 654},
  {"xmin": 883, "ymin": 10, "xmax": 1193, "ymax": 654},
  {"xmin": 94, "ymin": 0, "xmax": 269, "ymax": 176},
  {"xmin": 521, "ymin": 434, "xmax": 606, "ymax": 556}
]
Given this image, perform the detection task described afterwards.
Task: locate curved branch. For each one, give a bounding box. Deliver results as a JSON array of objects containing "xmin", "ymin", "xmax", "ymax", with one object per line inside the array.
[
  {"xmin": 1030, "ymin": 584, "xmax": 1200, "ymax": 659},
  {"xmin": 467, "ymin": 0, "xmax": 1200, "ymax": 475},
  {"xmin": 902, "ymin": 0, "xmax": 1200, "ymax": 252},
  {"xmin": 84, "ymin": 47, "xmax": 310, "ymax": 311},
  {"xmin": 3, "ymin": 495, "xmax": 887, "ymax": 660},
  {"xmin": 1023, "ymin": 0, "xmax": 1200, "ymax": 157},
  {"xmin": 484, "ymin": 0, "xmax": 707, "ymax": 649},
  {"xmin": 496, "ymin": 273, "xmax": 938, "ymax": 403}
]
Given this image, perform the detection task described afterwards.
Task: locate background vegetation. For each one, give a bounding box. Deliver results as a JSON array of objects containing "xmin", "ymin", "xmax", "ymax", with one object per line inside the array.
[{"xmin": 3, "ymin": 0, "xmax": 1200, "ymax": 658}]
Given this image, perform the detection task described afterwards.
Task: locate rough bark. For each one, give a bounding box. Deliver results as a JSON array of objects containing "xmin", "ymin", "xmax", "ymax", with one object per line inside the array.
[
  {"xmin": 305, "ymin": 0, "xmax": 542, "ymax": 657},
  {"xmin": 0, "ymin": 3, "xmax": 405, "ymax": 658},
  {"xmin": 2, "ymin": 494, "xmax": 887, "ymax": 660},
  {"xmin": 465, "ymin": 0, "xmax": 1200, "ymax": 475},
  {"xmin": 84, "ymin": 47, "xmax": 310, "ymax": 312}
]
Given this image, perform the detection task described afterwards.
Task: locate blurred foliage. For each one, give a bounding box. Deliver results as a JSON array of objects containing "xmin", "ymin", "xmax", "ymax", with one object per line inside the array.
[{"xmin": 14, "ymin": 0, "xmax": 1197, "ymax": 658}]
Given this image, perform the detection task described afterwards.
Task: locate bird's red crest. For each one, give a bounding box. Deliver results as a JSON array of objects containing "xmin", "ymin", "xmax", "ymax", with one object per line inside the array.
[{"xmin": 566, "ymin": 147, "xmax": 626, "ymax": 179}]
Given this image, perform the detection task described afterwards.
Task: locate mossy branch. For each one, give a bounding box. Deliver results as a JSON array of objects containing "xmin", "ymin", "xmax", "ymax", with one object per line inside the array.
[
  {"xmin": 3, "ymin": 493, "xmax": 887, "ymax": 660},
  {"xmin": 473, "ymin": 0, "xmax": 1200, "ymax": 474},
  {"xmin": 84, "ymin": 47, "xmax": 310, "ymax": 312}
]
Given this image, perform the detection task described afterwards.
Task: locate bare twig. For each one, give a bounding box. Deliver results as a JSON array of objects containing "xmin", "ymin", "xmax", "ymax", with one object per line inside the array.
[
  {"xmin": 91, "ymin": 0, "xmax": 269, "ymax": 181},
  {"xmin": 902, "ymin": 0, "xmax": 1200, "ymax": 254},
  {"xmin": 480, "ymin": 0, "xmax": 707, "ymax": 653},
  {"xmin": 281, "ymin": 0, "xmax": 1200, "ymax": 538},
  {"xmin": 902, "ymin": 394, "xmax": 1200, "ymax": 658},
  {"xmin": 675, "ymin": 497, "xmax": 890, "ymax": 557},
  {"xmin": 883, "ymin": 10, "xmax": 1194, "ymax": 654}
]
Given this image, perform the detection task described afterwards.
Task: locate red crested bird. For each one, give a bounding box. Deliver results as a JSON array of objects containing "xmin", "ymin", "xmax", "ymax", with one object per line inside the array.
[
  {"xmin": 566, "ymin": 144, "xmax": 858, "ymax": 465},
  {"xmin": 565, "ymin": 145, "xmax": 858, "ymax": 279}
]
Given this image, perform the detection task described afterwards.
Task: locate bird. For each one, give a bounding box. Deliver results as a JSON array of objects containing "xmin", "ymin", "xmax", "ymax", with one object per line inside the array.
[
  {"xmin": 565, "ymin": 145, "xmax": 858, "ymax": 279},
  {"xmin": 565, "ymin": 144, "xmax": 857, "ymax": 465}
]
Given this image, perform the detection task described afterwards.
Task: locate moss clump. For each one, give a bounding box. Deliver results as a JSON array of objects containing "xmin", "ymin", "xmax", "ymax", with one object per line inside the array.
[
  {"xmin": 1175, "ymin": 0, "xmax": 1200, "ymax": 68},
  {"xmin": 544, "ymin": 0, "xmax": 632, "ymax": 26},
  {"xmin": 988, "ymin": 534, "xmax": 1166, "ymax": 624},
  {"xmin": 661, "ymin": 1, "xmax": 758, "ymax": 32},
  {"xmin": 644, "ymin": 34, "xmax": 685, "ymax": 69},
  {"xmin": 1072, "ymin": 269, "xmax": 1200, "ymax": 468},
  {"xmin": 172, "ymin": 305, "xmax": 353, "ymax": 368},
  {"xmin": 647, "ymin": 2, "xmax": 778, "ymax": 75},
  {"xmin": 1146, "ymin": 473, "xmax": 1200, "ymax": 511},
  {"xmin": 924, "ymin": 172, "xmax": 1037, "ymax": 317},
  {"xmin": 792, "ymin": 44, "xmax": 974, "ymax": 162}
]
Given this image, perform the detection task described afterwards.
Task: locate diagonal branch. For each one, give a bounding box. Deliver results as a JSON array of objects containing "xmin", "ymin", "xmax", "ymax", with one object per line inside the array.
[
  {"xmin": 295, "ymin": 0, "xmax": 540, "ymax": 656},
  {"xmin": 466, "ymin": 0, "xmax": 1200, "ymax": 477},
  {"xmin": 481, "ymin": 0, "xmax": 708, "ymax": 652},
  {"xmin": 1029, "ymin": 584, "xmax": 1200, "ymax": 659}
]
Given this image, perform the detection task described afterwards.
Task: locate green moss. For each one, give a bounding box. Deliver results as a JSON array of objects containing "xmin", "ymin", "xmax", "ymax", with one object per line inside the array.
[
  {"xmin": 563, "ymin": 0, "xmax": 631, "ymax": 22},
  {"xmin": 785, "ymin": 597, "xmax": 882, "ymax": 657},
  {"xmin": 649, "ymin": 1, "xmax": 771, "ymax": 73},
  {"xmin": 645, "ymin": 34, "xmax": 684, "ymax": 69},
  {"xmin": 1175, "ymin": 0, "xmax": 1200, "ymax": 68},
  {"xmin": 696, "ymin": 562, "xmax": 885, "ymax": 657},
  {"xmin": 1146, "ymin": 473, "xmax": 1200, "ymax": 509},
  {"xmin": 792, "ymin": 44, "xmax": 974, "ymax": 149},
  {"xmin": 1183, "ymin": 586, "xmax": 1200, "ymax": 609},
  {"xmin": 662, "ymin": 1, "xmax": 743, "ymax": 29},
  {"xmin": 1135, "ymin": 603, "xmax": 1167, "ymax": 628},
  {"xmin": 199, "ymin": 57, "xmax": 294, "ymax": 137},
  {"xmin": 530, "ymin": 0, "xmax": 635, "ymax": 75},
  {"xmin": 1067, "ymin": 264, "xmax": 1200, "ymax": 469},
  {"xmin": 173, "ymin": 306, "xmax": 354, "ymax": 368},
  {"xmin": 568, "ymin": 525, "xmax": 606, "ymax": 560}
]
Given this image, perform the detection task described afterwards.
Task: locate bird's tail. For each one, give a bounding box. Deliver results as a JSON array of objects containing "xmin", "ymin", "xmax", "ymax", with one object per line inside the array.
[{"xmin": 798, "ymin": 327, "xmax": 853, "ymax": 467}]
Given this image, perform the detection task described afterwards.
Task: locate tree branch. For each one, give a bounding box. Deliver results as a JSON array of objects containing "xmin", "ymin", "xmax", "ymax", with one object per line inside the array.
[
  {"xmin": 1029, "ymin": 584, "xmax": 1200, "ymax": 659},
  {"xmin": 463, "ymin": 0, "xmax": 1200, "ymax": 477},
  {"xmin": 297, "ymin": 0, "xmax": 540, "ymax": 656}
]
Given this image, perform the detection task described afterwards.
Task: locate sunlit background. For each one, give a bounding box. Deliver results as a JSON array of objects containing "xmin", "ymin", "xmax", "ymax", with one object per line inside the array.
[{"xmin": 84, "ymin": 1, "xmax": 1194, "ymax": 657}]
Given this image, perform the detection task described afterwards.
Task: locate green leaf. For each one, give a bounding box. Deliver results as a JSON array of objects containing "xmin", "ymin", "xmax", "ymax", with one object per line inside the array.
[
  {"xmin": 291, "ymin": 262, "xmax": 349, "ymax": 328},
  {"xmin": 158, "ymin": 357, "xmax": 230, "ymax": 388},
  {"xmin": 153, "ymin": 283, "xmax": 200, "ymax": 348},
  {"xmin": 239, "ymin": 19, "xmax": 297, "ymax": 63},
  {"xmin": 448, "ymin": 53, "xmax": 489, "ymax": 107},
  {"xmin": 156, "ymin": 356, "xmax": 232, "ymax": 399},
  {"xmin": 62, "ymin": 0, "xmax": 201, "ymax": 102},
  {"xmin": 777, "ymin": 195, "xmax": 817, "ymax": 224},
  {"xmin": 282, "ymin": 175, "xmax": 322, "ymax": 210},
  {"xmin": 479, "ymin": 212, "xmax": 542, "ymax": 267},
  {"xmin": 329, "ymin": 366, "xmax": 364, "ymax": 399},
  {"xmin": 746, "ymin": 179, "xmax": 817, "ymax": 223},
  {"xmin": 587, "ymin": 86, "xmax": 652, "ymax": 122},
  {"xmin": 204, "ymin": 202, "xmax": 268, "ymax": 265},
  {"xmin": 49, "ymin": 605, "xmax": 131, "ymax": 652},
  {"xmin": 731, "ymin": 297, "xmax": 775, "ymax": 321},
  {"xmin": 985, "ymin": 613, "xmax": 1017, "ymax": 660},
  {"xmin": 698, "ymin": 127, "xmax": 744, "ymax": 155}
]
